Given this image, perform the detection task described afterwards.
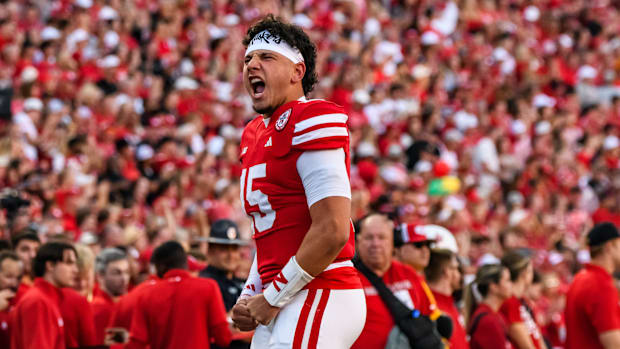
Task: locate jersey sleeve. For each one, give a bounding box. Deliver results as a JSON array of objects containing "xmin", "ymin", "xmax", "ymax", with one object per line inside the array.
[
  {"xmin": 290, "ymin": 101, "xmax": 349, "ymax": 151},
  {"xmin": 240, "ymin": 255, "xmax": 263, "ymax": 299}
]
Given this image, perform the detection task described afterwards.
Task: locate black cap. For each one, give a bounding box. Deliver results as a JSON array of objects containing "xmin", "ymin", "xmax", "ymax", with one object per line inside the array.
[
  {"xmin": 587, "ymin": 222, "xmax": 620, "ymax": 246},
  {"xmin": 205, "ymin": 219, "xmax": 248, "ymax": 246}
]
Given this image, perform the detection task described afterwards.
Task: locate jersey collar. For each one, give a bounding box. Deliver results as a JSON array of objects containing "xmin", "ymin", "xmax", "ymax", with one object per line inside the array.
[{"xmin": 163, "ymin": 269, "xmax": 191, "ymax": 280}]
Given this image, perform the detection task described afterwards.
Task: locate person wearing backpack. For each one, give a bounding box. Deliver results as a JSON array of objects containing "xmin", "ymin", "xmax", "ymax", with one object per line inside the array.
[{"xmin": 464, "ymin": 264, "xmax": 513, "ymax": 349}]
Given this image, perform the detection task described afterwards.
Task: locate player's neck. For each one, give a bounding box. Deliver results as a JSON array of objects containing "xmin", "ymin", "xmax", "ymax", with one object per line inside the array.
[
  {"xmin": 263, "ymin": 89, "xmax": 305, "ymax": 119},
  {"xmin": 482, "ymin": 295, "xmax": 503, "ymax": 312}
]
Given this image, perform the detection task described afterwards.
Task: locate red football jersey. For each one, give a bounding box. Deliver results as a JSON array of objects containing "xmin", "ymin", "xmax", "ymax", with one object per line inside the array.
[{"xmin": 239, "ymin": 99, "xmax": 360, "ymax": 290}]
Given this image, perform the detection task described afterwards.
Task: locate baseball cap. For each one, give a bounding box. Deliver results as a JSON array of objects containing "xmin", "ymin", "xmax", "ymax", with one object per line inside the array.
[
  {"xmin": 587, "ymin": 222, "xmax": 620, "ymax": 247},
  {"xmin": 395, "ymin": 223, "xmax": 435, "ymax": 247},
  {"xmin": 205, "ymin": 219, "xmax": 248, "ymax": 245}
]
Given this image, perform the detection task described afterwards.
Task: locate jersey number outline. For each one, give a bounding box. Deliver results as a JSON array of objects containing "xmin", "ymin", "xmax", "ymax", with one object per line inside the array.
[{"xmin": 240, "ymin": 163, "xmax": 276, "ymax": 232}]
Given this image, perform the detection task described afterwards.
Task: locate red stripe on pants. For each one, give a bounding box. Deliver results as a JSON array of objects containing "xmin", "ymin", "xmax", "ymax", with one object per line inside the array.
[
  {"xmin": 293, "ymin": 290, "xmax": 317, "ymax": 349},
  {"xmin": 307, "ymin": 290, "xmax": 331, "ymax": 349}
]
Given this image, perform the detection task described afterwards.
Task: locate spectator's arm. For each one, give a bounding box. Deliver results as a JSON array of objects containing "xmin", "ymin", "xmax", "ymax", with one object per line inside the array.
[
  {"xmin": 507, "ymin": 323, "xmax": 537, "ymax": 349},
  {"xmin": 600, "ymin": 330, "xmax": 620, "ymax": 349}
]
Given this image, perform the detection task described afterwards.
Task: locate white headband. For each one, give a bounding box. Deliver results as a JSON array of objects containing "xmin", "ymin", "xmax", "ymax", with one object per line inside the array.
[{"xmin": 245, "ymin": 30, "xmax": 304, "ymax": 64}]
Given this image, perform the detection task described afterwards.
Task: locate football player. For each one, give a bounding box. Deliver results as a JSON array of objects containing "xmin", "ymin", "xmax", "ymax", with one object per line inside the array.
[{"xmin": 231, "ymin": 15, "xmax": 366, "ymax": 348}]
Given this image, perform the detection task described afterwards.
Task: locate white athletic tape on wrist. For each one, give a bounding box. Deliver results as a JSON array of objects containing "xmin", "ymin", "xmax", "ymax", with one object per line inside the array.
[
  {"xmin": 263, "ymin": 256, "xmax": 314, "ymax": 307},
  {"xmin": 240, "ymin": 255, "xmax": 262, "ymax": 299},
  {"xmin": 245, "ymin": 30, "xmax": 304, "ymax": 64}
]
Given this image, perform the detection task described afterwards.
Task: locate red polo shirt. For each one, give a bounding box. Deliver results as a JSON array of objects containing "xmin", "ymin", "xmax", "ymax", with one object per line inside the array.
[
  {"xmin": 0, "ymin": 309, "xmax": 10, "ymax": 349},
  {"xmin": 468, "ymin": 303, "xmax": 512, "ymax": 349},
  {"xmin": 432, "ymin": 290, "xmax": 469, "ymax": 349},
  {"xmin": 110, "ymin": 276, "xmax": 158, "ymax": 331},
  {"xmin": 565, "ymin": 263, "xmax": 620, "ymax": 349},
  {"xmin": 352, "ymin": 260, "xmax": 425, "ymax": 349},
  {"xmin": 10, "ymin": 278, "xmax": 66, "ymax": 349},
  {"xmin": 127, "ymin": 269, "xmax": 231, "ymax": 349},
  {"xmin": 91, "ymin": 287, "xmax": 116, "ymax": 344},
  {"xmin": 59, "ymin": 288, "xmax": 98, "ymax": 348}
]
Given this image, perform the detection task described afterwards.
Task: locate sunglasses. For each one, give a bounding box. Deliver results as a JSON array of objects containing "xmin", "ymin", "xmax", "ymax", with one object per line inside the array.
[{"xmin": 412, "ymin": 241, "xmax": 431, "ymax": 249}]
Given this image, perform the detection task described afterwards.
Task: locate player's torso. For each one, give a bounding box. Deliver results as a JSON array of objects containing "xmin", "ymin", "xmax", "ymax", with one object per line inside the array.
[{"xmin": 239, "ymin": 100, "xmax": 357, "ymax": 286}]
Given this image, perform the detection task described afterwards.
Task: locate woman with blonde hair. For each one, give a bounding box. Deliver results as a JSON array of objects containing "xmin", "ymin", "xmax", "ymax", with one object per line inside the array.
[
  {"xmin": 464, "ymin": 264, "xmax": 513, "ymax": 349},
  {"xmin": 500, "ymin": 250, "xmax": 548, "ymax": 349}
]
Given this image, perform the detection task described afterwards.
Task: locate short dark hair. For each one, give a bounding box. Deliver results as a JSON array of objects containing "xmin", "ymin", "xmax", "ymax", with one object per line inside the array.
[
  {"xmin": 11, "ymin": 231, "xmax": 41, "ymax": 250},
  {"xmin": 32, "ymin": 242, "xmax": 77, "ymax": 277},
  {"xmin": 151, "ymin": 241, "xmax": 187, "ymax": 277},
  {"xmin": 0, "ymin": 239, "xmax": 11, "ymax": 252},
  {"xmin": 425, "ymin": 251, "xmax": 453, "ymax": 283},
  {"xmin": 243, "ymin": 14, "xmax": 318, "ymax": 96},
  {"xmin": 0, "ymin": 251, "xmax": 19, "ymax": 268}
]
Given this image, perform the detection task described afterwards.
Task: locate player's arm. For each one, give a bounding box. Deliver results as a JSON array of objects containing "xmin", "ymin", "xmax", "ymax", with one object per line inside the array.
[{"xmin": 600, "ymin": 330, "xmax": 620, "ymax": 349}]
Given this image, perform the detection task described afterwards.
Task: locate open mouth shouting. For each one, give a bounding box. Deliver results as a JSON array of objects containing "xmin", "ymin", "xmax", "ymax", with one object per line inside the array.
[{"xmin": 249, "ymin": 76, "xmax": 266, "ymax": 99}]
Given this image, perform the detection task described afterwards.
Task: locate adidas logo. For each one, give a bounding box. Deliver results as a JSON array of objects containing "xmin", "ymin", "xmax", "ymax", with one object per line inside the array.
[{"xmin": 265, "ymin": 137, "xmax": 272, "ymax": 147}]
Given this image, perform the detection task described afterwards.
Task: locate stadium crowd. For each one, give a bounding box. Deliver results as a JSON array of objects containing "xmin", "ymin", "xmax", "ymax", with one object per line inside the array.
[{"xmin": 0, "ymin": 0, "xmax": 620, "ymax": 348}]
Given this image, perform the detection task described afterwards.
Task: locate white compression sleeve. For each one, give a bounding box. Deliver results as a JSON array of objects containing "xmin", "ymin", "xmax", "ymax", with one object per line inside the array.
[
  {"xmin": 239, "ymin": 254, "xmax": 262, "ymax": 299},
  {"xmin": 296, "ymin": 148, "xmax": 351, "ymax": 208}
]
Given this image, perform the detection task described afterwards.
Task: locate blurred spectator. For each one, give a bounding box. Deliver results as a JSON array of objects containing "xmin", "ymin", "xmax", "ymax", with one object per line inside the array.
[
  {"xmin": 199, "ymin": 219, "xmax": 250, "ymax": 349},
  {"xmin": 127, "ymin": 241, "xmax": 231, "ymax": 349},
  {"xmin": 352, "ymin": 214, "xmax": 430, "ymax": 349},
  {"xmin": 426, "ymin": 250, "xmax": 469, "ymax": 349},
  {"xmin": 499, "ymin": 250, "xmax": 546, "ymax": 349},
  {"xmin": 92, "ymin": 247, "xmax": 130, "ymax": 345},
  {"xmin": 0, "ymin": 251, "xmax": 20, "ymax": 349},
  {"xmin": 11, "ymin": 231, "xmax": 39, "ymax": 298},
  {"xmin": 464, "ymin": 264, "xmax": 513, "ymax": 349},
  {"xmin": 10, "ymin": 242, "xmax": 78, "ymax": 349},
  {"xmin": 565, "ymin": 223, "xmax": 620, "ymax": 349}
]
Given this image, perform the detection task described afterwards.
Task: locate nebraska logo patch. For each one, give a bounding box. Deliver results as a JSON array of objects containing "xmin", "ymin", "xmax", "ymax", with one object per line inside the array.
[{"xmin": 275, "ymin": 108, "xmax": 291, "ymax": 131}]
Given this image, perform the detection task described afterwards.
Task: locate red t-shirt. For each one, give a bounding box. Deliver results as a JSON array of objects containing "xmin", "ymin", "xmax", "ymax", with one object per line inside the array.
[
  {"xmin": 59, "ymin": 288, "xmax": 98, "ymax": 348},
  {"xmin": 432, "ymin": 290, "xmax": 469, "ymax": 349},
  {"xmin": 239, "ymin": 99, "xmax": 360, "ymax": 290},
  {"xmin": 91, "ymin": 287, "xmax": 116, "ymax": 344},
  {"xmin": 127, "ymin": 269, "xmax": 231, "ymax": 349},
  {"xmin": 352, "ymin": 260, "xmax": 425, "ymax": 349},
  {"xmin": 468, "ymin": 303, "xmax": 512, "ymax": 349},
  {"xmin": 565, "ymin": 263, "xmax": 620, "ymax": 349},
  {"xmin": 499, "ymin": 296, "xmax": 543, "ymax": 349},
  {"xmin": 10, "ymin": 278, "xmax": 66, "ymax": 349}
]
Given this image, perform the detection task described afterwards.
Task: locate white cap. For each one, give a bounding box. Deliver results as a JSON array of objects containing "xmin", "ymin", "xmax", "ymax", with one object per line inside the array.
[
  {"xmin": 445, "ymin": 129, "xmax": 463, "ymax": 142},
  {"xmin": 99, "ymin": 55, "xmax": 120, "ymax": 68},
  {"xmin": 180, "ymin": 58, "xmax": 194, "ymax": 76},
  {"xmin": 24, "ymin": 98, "xmax": 43, "ymax": 112},
  {"xmin": 414, "ymin": 160, "xmax": 432, "ymax": 173},
  {"xmin": 223, "ymin": 14, "xmax": 240, "ymax": 26},
  {"xmin": 532, "ymin": 94, "xmax": 556, "ymax": 108},
  {"xmin": 603, "ymin": 135, "xmax": 619, "ymax": 150},
  {"xmin": 352, "ymin": 89, "xmax": 370, "ymax": 105},
  {"xmin": 412, "ymin": 64, "xmax": 431, "ymax": 80},
  {"xmin": 75, "ymin": 0, "xmax": 93, "ymax": 9},
  {"xmin": 77, "ymin": 106, "xmax": 92, "ymax": 119},
  {"xmin": 509, "ymin": 208, "xmax": 528, "ymax": 226},
  {"xmin": 453, "ymin": 111, "xmax": 478, "ymax": 131},
  {"xmin": 136, "ymin": 144, "xmax": 154, "ymax": 161},
  {"xmin": 41, "ymin": 26, "xmax": 62, "ymax": 41},
  {"xmin": 422, "ymin": 225, "xmax": 458, "ymax": 254},
  {"xmin": 577, "ymin": 65, "xmax": 597, "ymax": 80},
  {"xmin": 20, "ymin": 66, "xmax": 39, "ymax": 83},
  {"xmin": 356, "ymin": 141, "xmax": 377, "ymax": 158},
  {"xmin": 48, "ymin": 99, "xmax": 64, "ymax": 114},
  {"xmin": 174, "ymin": 77, "xmax": 199, "ymax": 90},
  {"xmin": 292, "ymin": 14, "xmax": 313, "ymax": 29},
  {"xmin": 511, "ymin": 119, "xmax": 527, "ymax": 135},
  {"xmin": 67, "ymin": 28, "xmax": 89, "ymax": 49},
  {"xmin": 559, "ymin": 34, "xmax": 573, "ymax": 48},
  {"xmin": 103, "ymin": 31, "xmax": 120, "ymax": 49},
  {"xmin": 478, "ymin": 253, "xmax": 501, "ymax": 266},
  {"xmin": 98, "ymin": 6, "xmax": 118, "ymax": 21},
  {"xmin": 535, "ymin": 120, "xmax": 552, "ymax": 135},
  {"xmin": 524, "ymin": 5, "xmax": 540, "ymax": 22},
  {"xmin": 421, "ymin": 31, "xmax": 440, "ymax": 46}
]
